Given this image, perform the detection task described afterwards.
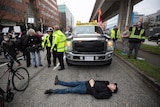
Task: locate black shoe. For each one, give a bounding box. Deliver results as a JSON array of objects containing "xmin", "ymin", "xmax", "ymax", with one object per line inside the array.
[
  {"xmin": 134, "ymin": 57, "xmax": 137, "ymax": 59},
  {"xmin": 128, "ymin": 56, "xmax": 130, "ymax": 58},
  {"xmin": 44, "ymin": 89, "xmax": 53, "ymax": 95},
  {"xmin": 58, "ymin": 68, "xmax": 65, "ymax": 71},
  {"xmin": 34, "ymin": 65, "xmax": 37, "ymax": 68},
  {"xmin": 55, "ymin": 75, "xmax": 59, "ymax": 85},
  {"xmin": 39, "ymin": 64, "xmax": 43, "ymax": 67},
  {"xmin": 27, "ymin": 65, "xmax": 31, "ymax": 67},
  {"xmin": 48, "ymin": 65, "xmax": 50, "ymax": 68}
]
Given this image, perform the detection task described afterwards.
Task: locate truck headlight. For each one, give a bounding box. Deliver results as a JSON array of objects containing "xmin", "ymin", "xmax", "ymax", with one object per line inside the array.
[
  {"xmin": 107, "ymin": 40, "xmax": 113, "ymax": 51},
  {"xmin": 65, "ymin": 41, "xmax": 72, "ymax": 51}
]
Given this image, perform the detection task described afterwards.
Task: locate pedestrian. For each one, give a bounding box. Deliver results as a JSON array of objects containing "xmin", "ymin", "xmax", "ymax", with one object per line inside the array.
[
  {"xmin": 42, "ymin": 27, "xmax": 56, "ymax": 68},
  {"xmin": 20, "ymin": 30, "xmax": 31, "ymax": 67},
  {"xmin": 0, "ymin": 32, "xmax": 3, "ymax": 55},
  {"xmin": 44, "ymin": 75, "xmax": 118, "ymax": 99},
  {"xmin": 110, "ymin": 25, "xmax": 120, "ymax": 49},
  {"xmin": 120, "ymin": 26, "xmax": 130, "ymax": 55},
  {"xmin": 1, "ymin": 34, "xmax": 21, "ymax": 65},
  {"xmin": 27, "ymin": 28, "xmax": 43, "ymax": 68},
  {"xmin": 128, "ymin": 22, "xmax": 145, "ymax": 59},
  {"xmin": 51, "ymin": 25, "xmax": 66, "ymax": 70}
]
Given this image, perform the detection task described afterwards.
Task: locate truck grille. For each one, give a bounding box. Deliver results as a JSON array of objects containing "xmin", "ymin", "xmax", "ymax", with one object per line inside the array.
[{"xmin": 73, "ymin": 41, "xmax": 106, "ymax": 54}]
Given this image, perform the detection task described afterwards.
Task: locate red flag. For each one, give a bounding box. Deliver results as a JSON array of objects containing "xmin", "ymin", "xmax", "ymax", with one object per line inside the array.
[{"xmin": 98, "ymin": 9, "xmax": 102, "ymax": 27}]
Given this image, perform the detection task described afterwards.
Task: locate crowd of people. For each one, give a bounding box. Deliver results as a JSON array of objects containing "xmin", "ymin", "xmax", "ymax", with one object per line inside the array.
[
  {"xmin": 0, "ymin": 22, "xmax": 146, "ymax": 100},
  {"xmin": 110, "ymin": 21, "xmax": 146, "ymax": 59},
  {"xmin": 0, "ymin": 22, "xmax": 146, "ymax": 71},
  {"xmin": 0, "ymin": 25, "xmax": 66, "ymax": 71}
]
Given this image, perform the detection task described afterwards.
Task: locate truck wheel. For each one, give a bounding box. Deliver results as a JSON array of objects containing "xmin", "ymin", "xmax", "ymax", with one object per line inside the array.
[
  {"xmin": 107, "ymin": 59, "xmax": 112, "ymax": 65},
  {"xmin": 66, "ymin": 59, "xmax": 72, "ymax": 66}
]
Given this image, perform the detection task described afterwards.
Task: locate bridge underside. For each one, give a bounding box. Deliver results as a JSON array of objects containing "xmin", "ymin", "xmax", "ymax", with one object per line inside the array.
[{"xmin": 90, "ymin": 0, "xmax": 142, "ymax": 29}]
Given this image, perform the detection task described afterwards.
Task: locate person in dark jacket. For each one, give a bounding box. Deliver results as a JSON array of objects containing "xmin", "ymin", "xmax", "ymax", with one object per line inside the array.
[
  {"xmin": 20, "ymin": 31, "xmax": 31, "ymax": 67},
  {"xmin": 27, "ymin": 28, "xmax": 43, "ymax": 68},
  {"xmin": 1, "ymin": 34, "xmax": 21, "ymax": 65},
  {"xmin": 128, "ymin": 22, "xmax": 145, "ymax": 59},
  {"xmin": 44, "ymin": 75, "xmax": 118, "ymax": 99}
]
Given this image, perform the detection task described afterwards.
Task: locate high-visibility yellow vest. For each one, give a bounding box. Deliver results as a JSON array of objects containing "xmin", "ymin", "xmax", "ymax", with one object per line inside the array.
[
  {"xmin": 41, "ymin": 34, "xmax": 53, "ymax": 48},
  {"xmin": 51, "ymin": 30, "xmax": 66, "ymax": 52},
  {"xmin": 130, "ymin": 27, "xmax": 145, "ymax": 40},
  {"xmin": 111, "ymin": 29, "xmax": 120, "ymax": 39}
]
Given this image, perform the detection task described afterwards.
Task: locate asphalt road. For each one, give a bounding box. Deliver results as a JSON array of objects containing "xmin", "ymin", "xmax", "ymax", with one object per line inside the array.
[{"xmin": 2, "ymin": 52, "xmax": 159, "ymax": 107}]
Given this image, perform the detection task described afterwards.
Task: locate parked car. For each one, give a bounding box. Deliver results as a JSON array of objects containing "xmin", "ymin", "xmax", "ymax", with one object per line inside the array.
[
  {"xmin": 157, "ymin": 39, "xmax": 160, "ymax": 48},
  {"xmin": 148, "ymin": 33, "xmax": 160, "ymax": 41}
]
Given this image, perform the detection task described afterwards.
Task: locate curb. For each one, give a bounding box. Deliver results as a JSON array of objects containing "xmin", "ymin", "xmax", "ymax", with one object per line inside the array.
[{"xmin": 114, "ymin": 53, "xmax": 160, "ymax": 95}]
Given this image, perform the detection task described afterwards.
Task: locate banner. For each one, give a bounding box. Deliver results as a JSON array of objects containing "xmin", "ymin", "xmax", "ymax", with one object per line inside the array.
[{"xmin": 98, "ymin": 9, "xmax": 102, "ymax": 27}]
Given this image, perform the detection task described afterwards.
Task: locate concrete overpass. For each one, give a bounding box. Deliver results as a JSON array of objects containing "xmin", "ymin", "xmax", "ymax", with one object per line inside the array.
[{"xmin": 90, "ymin": 0, "xmax": 142, "ymax": 30}]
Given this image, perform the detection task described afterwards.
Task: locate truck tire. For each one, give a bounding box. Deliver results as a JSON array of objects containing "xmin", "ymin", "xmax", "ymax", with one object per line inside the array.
[
  {"xmin": 107, "ymin": 59, "xmax": 112, "ymax": 65},
  {"xmin": 66, "ymin": 59, "xmax": 72, "ymax": 66}
]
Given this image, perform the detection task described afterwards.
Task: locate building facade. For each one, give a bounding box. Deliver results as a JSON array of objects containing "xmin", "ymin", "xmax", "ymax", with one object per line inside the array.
[
  {"xmin": 33, "ymin": 0, "xmax": 59, "ymax": 31},
  {"xmin": 58, "ymin": 4, "xmax": 74, "ymax": 32},
  {"xmin": 133, "ymin": 12, "xmax": 144, "ymax": 25},
  {"xmin": 0, "ymin": 0, "xmax": 28, "ymax": 29},
  {"xmin": 0, "ymin": 0, "xmax": 59, "ymax": 32},
  {"xmin": 144, "ymin": 10, "xmax": 160, "ymax": 27},
  {"xmin": 143, "ymin": 10, "xmax": 160, "ymax": 36}
]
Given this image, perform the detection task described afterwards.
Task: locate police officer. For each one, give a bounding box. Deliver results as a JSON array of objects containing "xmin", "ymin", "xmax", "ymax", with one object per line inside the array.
[
  {"xmin": 128, "ymin": 22, "xmax": 145, "ymax": 59},
  {"xmin": 51, "ymin": 25, "xmax": 66, "ymax": 71},
  {"xmin": 42, "ymin": 27, "xmax": 56, "ymax": 68},
  {"xmin": 110, "ymin": 25, "xmax": 120, "ymax": 49}
]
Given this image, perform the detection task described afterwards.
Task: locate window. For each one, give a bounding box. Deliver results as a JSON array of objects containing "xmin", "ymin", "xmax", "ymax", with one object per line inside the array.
[
  {"xmin": 15, "ymin": 0, "xmax": 22, "ymax": 3},
  {"xmin": 156, "ymin": 15, "xmax": 160, "ymax": 22},
  {"xmin": 73, "ymin": 26, "xmax": 104, "ymax": 35}
]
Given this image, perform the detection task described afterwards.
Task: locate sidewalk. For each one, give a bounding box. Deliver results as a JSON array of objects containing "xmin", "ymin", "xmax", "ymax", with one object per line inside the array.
[
  {"xmin": 0, "ymin": 53, "xmax": 23, "ymax": 64},
  {"xmin": 0, "ymin": 51, "xmax": 48, "ymax": 90},
  {"xmin": 117, "ymin": 41, "xmax": 160, "ymax": 67}
]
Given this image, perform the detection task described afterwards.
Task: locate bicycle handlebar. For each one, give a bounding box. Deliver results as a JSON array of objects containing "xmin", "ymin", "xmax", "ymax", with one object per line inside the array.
[{"xmin": 5, "ymin": 53, "xmax": 21, "ymax": 67}]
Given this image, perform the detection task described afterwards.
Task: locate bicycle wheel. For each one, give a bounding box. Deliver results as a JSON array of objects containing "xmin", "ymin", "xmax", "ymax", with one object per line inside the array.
[{"xmin": 12, "ymin": 67, "xmax": 30, "ymax": 91}]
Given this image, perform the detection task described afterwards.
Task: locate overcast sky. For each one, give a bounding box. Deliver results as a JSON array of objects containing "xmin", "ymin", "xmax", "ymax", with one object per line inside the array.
[{"xmin": 57, "ymin": 0, "xmax": 160, "ymax": 22}]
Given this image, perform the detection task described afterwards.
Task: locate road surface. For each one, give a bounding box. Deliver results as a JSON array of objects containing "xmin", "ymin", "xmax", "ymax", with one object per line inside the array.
[{"xmin": 1, "ymin": 51, "xmax": 159, "ymax": 107}]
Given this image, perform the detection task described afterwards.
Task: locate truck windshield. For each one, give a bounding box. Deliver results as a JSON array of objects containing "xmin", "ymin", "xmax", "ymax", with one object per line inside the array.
[{"xmin": 73, "ymin": 26, "xmax": 103, "ymax": 34}]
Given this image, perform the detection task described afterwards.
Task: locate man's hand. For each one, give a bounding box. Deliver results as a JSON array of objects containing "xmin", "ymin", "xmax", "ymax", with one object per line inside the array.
[
  {"xmin": 89, "ymin": 79, "xmax": 95, "ymax": 87},
  {"xmin": 50, "ymin": 50, "xmax": 52, "ymax": 53}
]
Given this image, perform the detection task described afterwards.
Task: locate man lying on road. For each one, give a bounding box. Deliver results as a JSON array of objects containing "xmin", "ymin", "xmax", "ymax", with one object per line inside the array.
[{"xmin": 44, "ymin": 75, "xmax": 118, "ymax": 99}]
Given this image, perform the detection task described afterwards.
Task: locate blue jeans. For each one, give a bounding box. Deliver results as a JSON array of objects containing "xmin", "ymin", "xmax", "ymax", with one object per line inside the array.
[
  {"xmin": 53, "ymin": 81, "xmax": 87, "ymax": 94},
  {"xmin": 31, "ymin": 51, "xmax": 42, "ymax": 66}
]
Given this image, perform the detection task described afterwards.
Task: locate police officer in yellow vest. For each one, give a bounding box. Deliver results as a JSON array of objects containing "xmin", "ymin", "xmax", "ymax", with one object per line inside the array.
[
  {"xmin": 110, "ymin": 25, "xmax": 120, "ymax": 49},
  {"xmin": 128, "ymin": 22, "xmax": 145, "ymax": 59},
  {"xmin": 51, "ymin": 25, "xmax": 66, "ymax": 70},
  {"xmin": 42, "ymin": 27, "xmax": 56, "ymax": 68}
]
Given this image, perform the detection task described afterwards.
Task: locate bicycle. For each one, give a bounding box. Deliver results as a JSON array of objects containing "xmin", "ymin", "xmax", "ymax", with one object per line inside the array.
[{"xmin": 0, "ymin": 53, "xmax": 30, "ymax": 103}]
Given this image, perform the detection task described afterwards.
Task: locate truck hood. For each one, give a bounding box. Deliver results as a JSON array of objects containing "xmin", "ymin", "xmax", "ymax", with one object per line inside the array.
[{"xmin": 72, "ymin": 34, "xmax": 106, "ymax": 41}]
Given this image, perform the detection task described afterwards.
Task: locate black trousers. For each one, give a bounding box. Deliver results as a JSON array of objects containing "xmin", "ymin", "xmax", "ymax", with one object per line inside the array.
[
  {"xmin": 128, "ymin": 42, "xmax": 141, "ymax": 58},
  {"xmin": 56, "ymin": 52, "xmax": 64, "ymax": 69},
  {"xmin": 46, "ymin": 47, "xmax": 56, "ymax": 66},
  {"xmin": 23, "ymin": 49, "xmax": 31, "ymax": 67}
]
